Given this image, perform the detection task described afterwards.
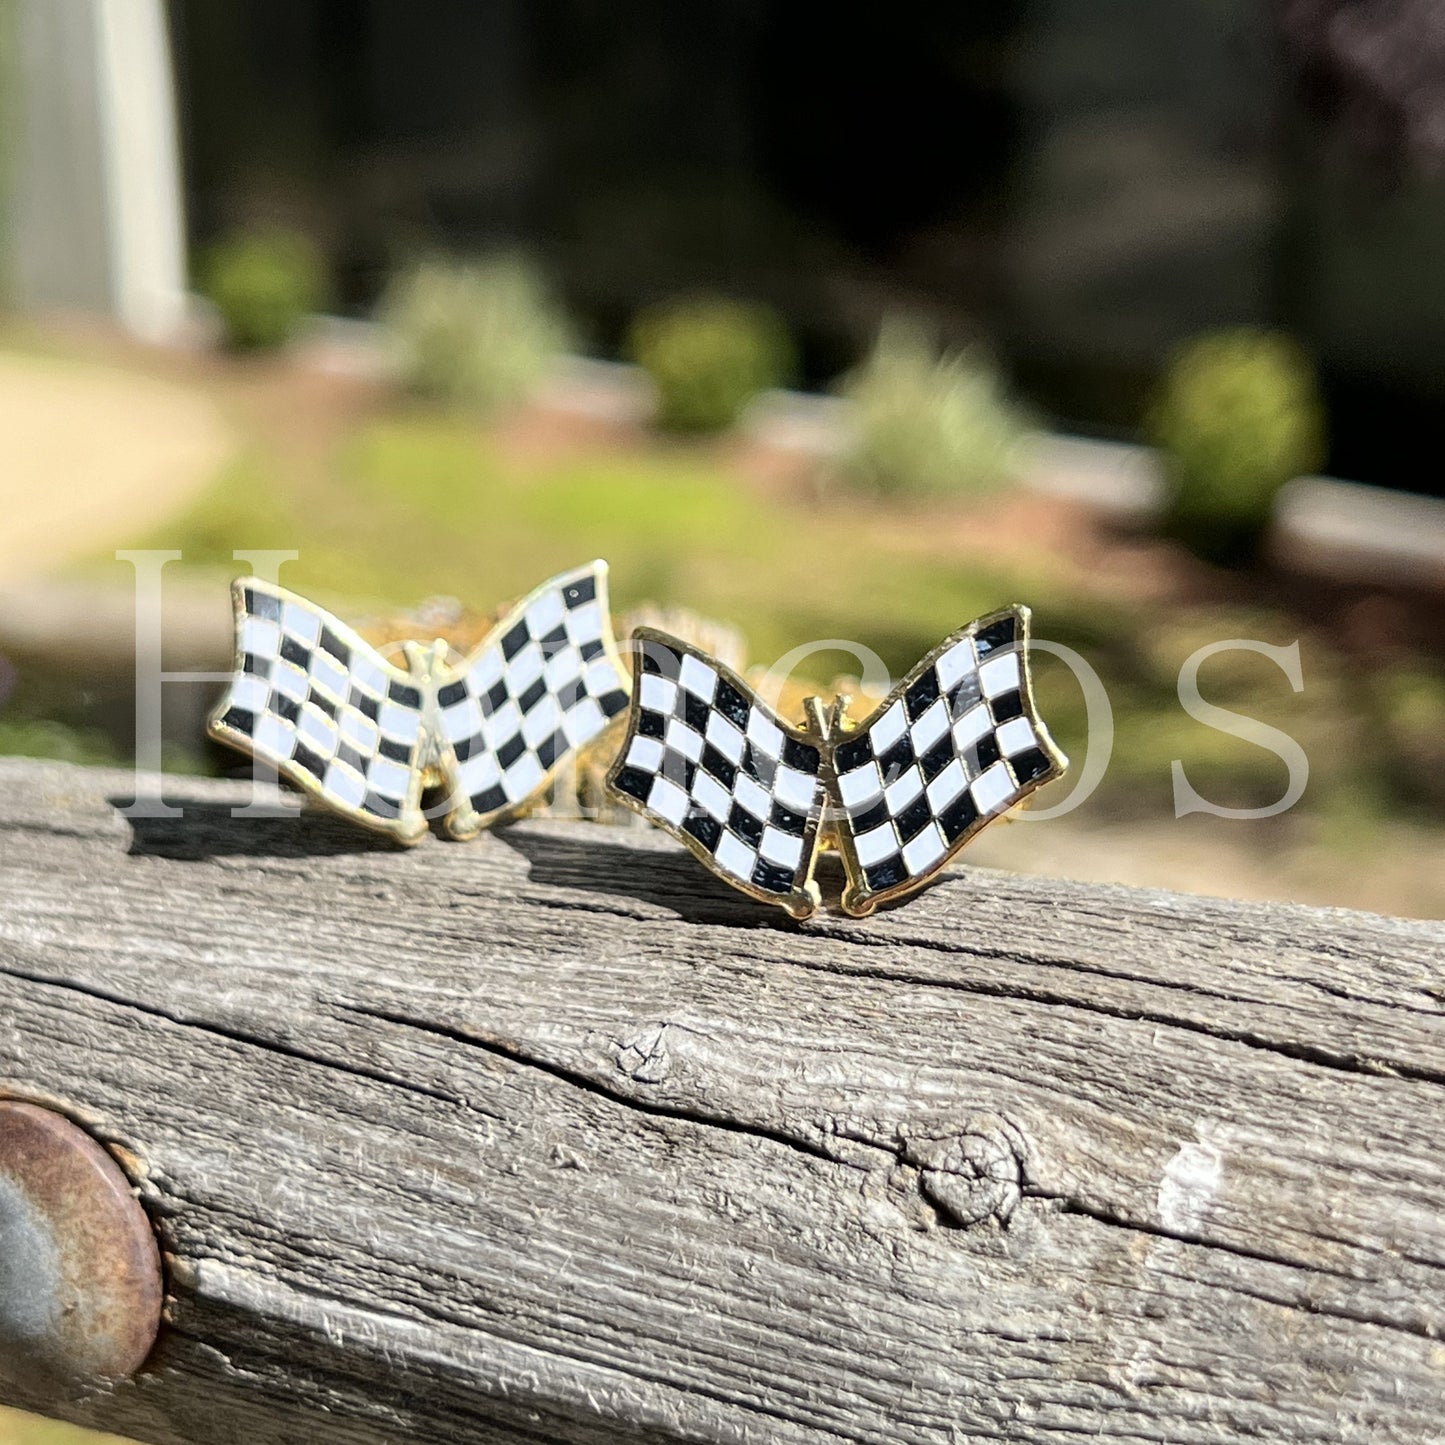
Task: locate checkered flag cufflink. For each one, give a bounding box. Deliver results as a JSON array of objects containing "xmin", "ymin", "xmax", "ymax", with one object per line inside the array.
[
  {"xmin": 829, "ymin": 608, "xmax": 1066, "ymax": 915},
  {"xmin": 608, "ymin": 629, "xmax": 829, "ymax": 919},
  {"xmin": 605, "ymin": 608, "xmax": 1067, "ymax": 918},
  {"xmin": 208, "ymin": 561, "xmax": 630, "ymax": 843}
]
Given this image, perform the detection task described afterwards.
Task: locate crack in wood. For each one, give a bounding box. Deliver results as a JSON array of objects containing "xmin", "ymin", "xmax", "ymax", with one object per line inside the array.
[
  {"xmin": 0, "ymin": 963, "xmax": 484, "ymax": 1116},
  {"xmin": 336, "ymin": 1004, "xmax": 1055, "ymax": 1239},
  {"xmin": 1031, "ymin": 1192, "xmax": 1440, "ymax": 1343},
  {"xmin": 337, "ymin": 1002, "xmax": 864, "ymax": 1171},
  {"xmin": 763, "ymin": 934, "xmax": 1445, "ymax": 1087}
]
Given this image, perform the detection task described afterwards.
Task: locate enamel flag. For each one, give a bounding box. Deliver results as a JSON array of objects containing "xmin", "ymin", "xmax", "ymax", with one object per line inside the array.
[
  {"xmin": 210, "ymin": 561, "xmax": 630, "ymax": 842},
  {"xmin": 606, "ymin": 609, "xmax": 1065, "ymax": 917}
]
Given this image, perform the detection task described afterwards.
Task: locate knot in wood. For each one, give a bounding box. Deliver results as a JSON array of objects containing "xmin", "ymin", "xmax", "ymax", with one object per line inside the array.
[
  {"xmin": 611, "ymin": 1023, "xmax": 674, "ymax": 1084},
  {"xmin": 909, "ymin": 1116, "xmax": 1027, "ymax": 1228}
]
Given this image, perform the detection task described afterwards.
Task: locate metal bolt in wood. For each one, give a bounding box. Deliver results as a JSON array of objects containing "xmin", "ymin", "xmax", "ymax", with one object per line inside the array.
[{"xmin": 0, "ymin": 1100, "xmax": 162, "ymax": 1392}]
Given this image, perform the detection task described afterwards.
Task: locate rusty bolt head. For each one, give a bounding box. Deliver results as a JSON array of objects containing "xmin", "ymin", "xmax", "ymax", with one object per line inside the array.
[{"xmin": 0, "ymin": 1101, "xmax": 162, "ymax": 1393}]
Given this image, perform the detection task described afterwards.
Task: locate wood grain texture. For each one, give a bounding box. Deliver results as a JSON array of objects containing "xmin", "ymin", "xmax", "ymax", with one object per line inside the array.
[{"xmin": 0, "ymin": 758, "xmax": 1441, "ymax": 1444}]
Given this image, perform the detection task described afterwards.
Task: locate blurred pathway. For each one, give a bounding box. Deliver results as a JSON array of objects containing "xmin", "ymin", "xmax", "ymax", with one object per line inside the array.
[
  {"xmin": 0, "ymin": 350, "xmax": 231, "ymax": 584},
  {"xmin": 970, "ymin": 812, "xmax": 1445, "ymax": 922}
]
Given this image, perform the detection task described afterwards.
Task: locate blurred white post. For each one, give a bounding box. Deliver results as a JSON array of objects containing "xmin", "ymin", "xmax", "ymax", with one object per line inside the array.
[{"xmin": 10, "ymin": 0, "xmax": 187, "ymax": 341}]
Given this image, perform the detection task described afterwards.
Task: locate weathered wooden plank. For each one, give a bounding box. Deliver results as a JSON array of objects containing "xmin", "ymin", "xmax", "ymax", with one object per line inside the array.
[{"xmin": 0, "ymin": 757, "xmax": 1441, "ymax": 1444}]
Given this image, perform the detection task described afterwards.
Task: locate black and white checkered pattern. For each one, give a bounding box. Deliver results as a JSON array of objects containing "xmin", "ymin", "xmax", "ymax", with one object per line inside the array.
[
  {"xmin": 436, "ymin": 563, "xmax": 630, "ymax": 823},
  {"xmin": 213, "ymin": 583, "xmax": 425, "ymax": 832},
  {"xmin": 610, "ymin": 637, "xmax": 825, "ymax": 901},
  {"xmin": 832, "ymin": 609, "xmax": 1058, "ymax": 902},
  {"xmin": 213, "ymin": 563, "xmax": 630, "ymax": 840}
]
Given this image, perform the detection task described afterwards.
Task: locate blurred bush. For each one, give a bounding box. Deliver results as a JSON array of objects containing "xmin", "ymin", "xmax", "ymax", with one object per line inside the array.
[
  {"xmin": 377, "ymin": 255, "xmax": 571, "ymax": 416},
  {"xmin": 1377, "ymin": 666, "xmax": 1445, "ymax": 810},
  {"xmin": 629, "ymin": 296, "xmax": 794, "ymax": 433},
  {"xmin": 199, "ymin": 228, "xmax": 327, "ymax": 352},
  {"xmin": 838, "ymin": 319, "xmax": 1022, "ymax": 496},
  {"xmin": 1149, "ymin": 329, "xmax": 1326, "ymax": 565},
  {"xmin": 0, "ymin": 717, "xmax": 119, "ymax": 767}
]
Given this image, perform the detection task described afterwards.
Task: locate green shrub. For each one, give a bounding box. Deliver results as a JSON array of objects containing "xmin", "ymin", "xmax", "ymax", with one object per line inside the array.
[
  {"xmin": 1149, "ymin": 328, "xmax": 1326, "ymax": 564},
  {"xmin": 629, "ymin": 296, "xmax": 794, "ymax": 434},
  {"xmin": 1376, "ymin": 667, "xmax": 1445, "ymax": 810},
  {"xmin": 377, "ymin": 255, "xmax": 571, "ymax": 416},
  {"xmin": 838, "ymin": 318, "xmax": 1022, "ymax": 497},
  {"xmin": 199, "ymin": 228, "xmax": 326, "ymax": 351}
]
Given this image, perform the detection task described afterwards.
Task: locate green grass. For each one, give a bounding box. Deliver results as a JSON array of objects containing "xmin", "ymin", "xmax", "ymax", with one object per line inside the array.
[
  {"xmin": 18, "ymin": 389, "xmax": 1437, "ymax": 830},
  {"xmin": 126, "ymin": 413, "xmax": 1034, "ymax": 683}
]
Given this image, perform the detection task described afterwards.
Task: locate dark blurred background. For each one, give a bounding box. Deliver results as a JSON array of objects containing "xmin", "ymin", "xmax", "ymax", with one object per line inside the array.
[{"xmin": 169, "ymin": 0, "xmax": 1445, "ymax": 494}]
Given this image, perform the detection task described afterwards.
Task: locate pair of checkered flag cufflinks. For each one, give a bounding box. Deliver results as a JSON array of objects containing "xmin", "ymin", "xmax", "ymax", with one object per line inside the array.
[{"xmin": 210, "ymin": 561, "xmax": 1066, "ymax": 919}]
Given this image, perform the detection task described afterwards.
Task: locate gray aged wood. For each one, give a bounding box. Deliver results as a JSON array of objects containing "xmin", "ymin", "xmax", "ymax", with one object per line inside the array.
[{"xmin": 0, "ymin": 757, "xmax": 1442, "ymax": 1444}]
